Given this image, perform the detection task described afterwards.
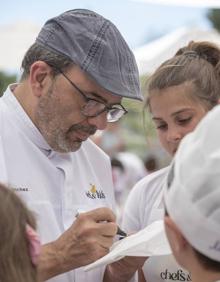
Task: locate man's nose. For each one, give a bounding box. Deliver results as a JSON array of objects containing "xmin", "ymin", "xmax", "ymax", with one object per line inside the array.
[{"xmin": 87, "ymin": 112, "xmax": 108, "ymax": 130}]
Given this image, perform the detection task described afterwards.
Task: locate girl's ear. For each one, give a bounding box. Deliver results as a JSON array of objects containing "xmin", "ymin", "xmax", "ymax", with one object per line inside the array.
[
  {"xmin": 164, "ymin": 216, "xmax": 195, "ymax": 270},
  {"xmin": 164, "ymin": 216, "xmax": 188, "ymax": 256},
  {"xmin": 29, "ymin": 61, "xmax": 52, "ymax": 97}
]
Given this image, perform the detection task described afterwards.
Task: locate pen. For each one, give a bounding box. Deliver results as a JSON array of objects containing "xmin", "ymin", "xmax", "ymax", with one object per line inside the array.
[
  {"xmin": 117, "ymin": 226, "xmax": 127, "ymax": 238},
  {"xmin": 75, "ymin": 209, "xmax": 127, "ymax": 238}
]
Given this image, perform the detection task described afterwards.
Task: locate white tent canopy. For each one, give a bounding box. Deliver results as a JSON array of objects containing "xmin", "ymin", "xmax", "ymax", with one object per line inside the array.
[
  {"xmin": 133, "ymin": 26, "xmax": 220, "ymax": 75},
  {"xmin": 1, "ymin": 22, "xmax": 220, "ymax": 77},
  {"xmin": 0, "ymin": 22, "xmax": 40, "ymax": 74},
  {"xmin": 132, "ymin": 0, "xmax": 220, "ymax": 8}
]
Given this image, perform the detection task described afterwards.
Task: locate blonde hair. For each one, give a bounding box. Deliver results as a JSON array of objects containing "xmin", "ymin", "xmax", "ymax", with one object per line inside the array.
[
  {"xmin": 146, "ymin": 41, "xmax": 220, "ymax": 110},
  {"xmin": 0, "ymin": 183, "xmax": 37, "ymax": 282}
]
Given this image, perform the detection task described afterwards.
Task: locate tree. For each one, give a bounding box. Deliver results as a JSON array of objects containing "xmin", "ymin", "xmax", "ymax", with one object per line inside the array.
[
  {"xmin": 207, "ymin": 9, "xmax": 220, "ymax": 32},
  {"xmin": 0, "ymin": 71, "xmax": 17, "ymax": 96},
  {"xmin": 119, "ymin": 74, "xmax": 157, "ymax": 157}
]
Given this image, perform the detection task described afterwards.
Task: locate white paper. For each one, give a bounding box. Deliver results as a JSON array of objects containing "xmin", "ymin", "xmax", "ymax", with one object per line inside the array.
[{"xmin": 84, "ymin": 220, "xmax": 171, "ymax": 271}]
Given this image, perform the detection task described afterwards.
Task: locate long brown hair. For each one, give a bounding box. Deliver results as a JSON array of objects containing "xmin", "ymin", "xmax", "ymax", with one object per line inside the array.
[
  {"xmin": 0, "ymin": 183, "xmax": 38, "ymax": 282},
  {"xmin": 146, "ymin": 41, "xmax": 220, "ymax": 110}
]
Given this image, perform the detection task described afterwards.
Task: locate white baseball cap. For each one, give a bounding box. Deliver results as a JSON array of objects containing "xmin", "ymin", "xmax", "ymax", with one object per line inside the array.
[{"xmin": 164, "ymin": 104, "xmax": 220, "ymax": 262}]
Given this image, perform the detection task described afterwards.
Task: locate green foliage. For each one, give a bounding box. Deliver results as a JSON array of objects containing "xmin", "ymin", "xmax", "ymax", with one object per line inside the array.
[
  {"xmin": 120, "ymin": 74, "xmax": 157, "ymax": 157},
  {"xmin": 207, "ymin": 9, "xmax": 220, "ymax": 31},
  {"xmin": 0, "ymin": 71, "xmax": 17, "ymax": 96}
]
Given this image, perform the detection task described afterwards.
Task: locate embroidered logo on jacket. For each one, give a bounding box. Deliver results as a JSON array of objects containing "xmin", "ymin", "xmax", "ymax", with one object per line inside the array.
[
  {"xmin": 160, "ymin": 269, "xmax": 191, "ymax": 281},
  {"xmin": 85, "ymin": 184, "xmax": 106, "ymax": 199}
]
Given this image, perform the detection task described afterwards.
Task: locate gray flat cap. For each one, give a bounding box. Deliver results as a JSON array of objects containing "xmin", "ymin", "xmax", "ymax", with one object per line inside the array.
[{"xmin": 36, "ymin": 9, "xmax": 143, "ymax": 101}]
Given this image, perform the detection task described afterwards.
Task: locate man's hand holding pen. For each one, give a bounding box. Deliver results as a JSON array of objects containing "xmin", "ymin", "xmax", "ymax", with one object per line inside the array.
[
  {"xmin": 75, "ymin": 208, "xmax": 127, "ymax": 239},
  {"xmin": 49, "ymin": 207, "xmax": 123, "ymax": 274}
]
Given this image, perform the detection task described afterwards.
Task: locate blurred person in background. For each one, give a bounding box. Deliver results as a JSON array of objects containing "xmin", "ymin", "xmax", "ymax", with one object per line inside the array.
[
  {"xmin": 111, "ymin": 153, "xmax": 146, "ymax": 224},
  {"xmin": 91, "ymin": 122, "xmax": 126, "ymax": 157},
  {"xmin": 111, "ymin": 157, "xmax": 126, "ymax": 222},
  {"xmin": 104, "ymin": 40, "xmax": 220, "ymax": 282},
  {"xmin": 144, "ymin": 154, "xmax": 159, "ymax": 174}
]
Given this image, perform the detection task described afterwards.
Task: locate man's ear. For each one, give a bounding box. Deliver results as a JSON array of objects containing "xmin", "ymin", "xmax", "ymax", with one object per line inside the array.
[{"xmin": 29, "ymin": 61, "xmax": 52, "ymax": 97}]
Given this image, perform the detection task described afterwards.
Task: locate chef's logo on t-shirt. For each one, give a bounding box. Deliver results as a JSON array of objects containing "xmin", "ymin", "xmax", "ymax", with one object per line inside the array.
[
  {"xmin": 160, "ymin": 269, "xmax": 191, "ymax": 281},
  {"xmin": 85, "ymin": 184, "xmax": 106, "ymax": 199}
]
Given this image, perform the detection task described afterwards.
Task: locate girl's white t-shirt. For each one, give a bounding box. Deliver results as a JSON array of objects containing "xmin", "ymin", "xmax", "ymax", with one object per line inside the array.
[{"xmin": 122, "ymin": 167, "xmax": 192, "ymax": 282}]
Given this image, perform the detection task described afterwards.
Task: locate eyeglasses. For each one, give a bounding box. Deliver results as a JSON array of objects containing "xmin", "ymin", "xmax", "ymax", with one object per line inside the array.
[{"xmin": 59, "ymin": 70, "xmax": 128, "ymax": 122}]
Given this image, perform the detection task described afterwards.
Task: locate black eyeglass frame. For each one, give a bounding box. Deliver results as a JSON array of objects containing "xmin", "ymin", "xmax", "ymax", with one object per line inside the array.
[{"xmin": 57, "ymin": 69, "xmax": 128, "ymax": 122}]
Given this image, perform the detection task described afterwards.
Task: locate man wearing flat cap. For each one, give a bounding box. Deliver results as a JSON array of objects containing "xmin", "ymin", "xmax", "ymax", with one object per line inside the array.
[{"xmin": 0, "ymin": 9, "xmax": 143, "ymax": 282}]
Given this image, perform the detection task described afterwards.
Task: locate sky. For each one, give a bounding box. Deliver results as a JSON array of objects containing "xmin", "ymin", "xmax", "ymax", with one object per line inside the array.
[{"xmin": 1, "ymin": 0, "xmax": 211, "ymax": 49}]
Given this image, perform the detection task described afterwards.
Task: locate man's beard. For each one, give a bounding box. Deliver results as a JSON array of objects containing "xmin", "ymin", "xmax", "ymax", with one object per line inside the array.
[{"xmin": 35, "ymin": 84, "xmax": 97, "ymax": 153}]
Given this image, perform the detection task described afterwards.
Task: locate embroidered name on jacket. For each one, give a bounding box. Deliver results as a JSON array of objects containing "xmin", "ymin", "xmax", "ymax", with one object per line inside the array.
[
  {"xmin": 85, "ymin": 184, "xmax": 106, "ymax": 199},
  {"xmin": 160, "ymin": 269, "xmax": 191, "ymax": 281},
  {"xmin": 12, "ymin": 187, "xmax": 29, "ymax": 192}
]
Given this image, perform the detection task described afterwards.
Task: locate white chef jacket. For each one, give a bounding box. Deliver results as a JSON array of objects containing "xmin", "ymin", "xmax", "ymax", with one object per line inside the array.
[
  {"xmin": 0, "ymin": 85, "xmax": 116, "ymax": 282},
  {"xmin": 122, "ymin": 167, "xmax": 192, "ymax": 282}
]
